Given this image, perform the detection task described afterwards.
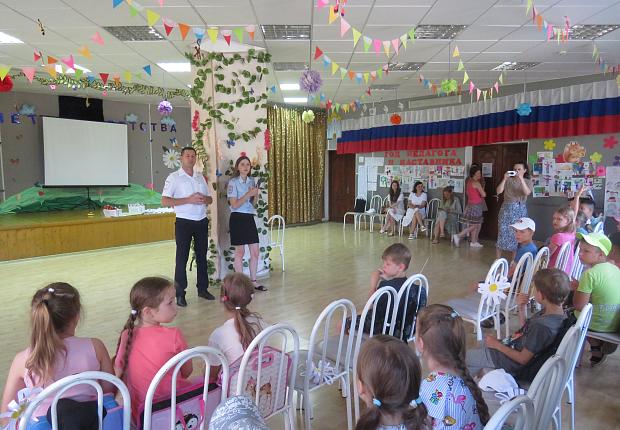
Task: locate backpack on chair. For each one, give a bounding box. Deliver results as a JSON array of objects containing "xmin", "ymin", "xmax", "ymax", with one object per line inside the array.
[{"xmin": 354, "ymin": 198, "xmax": 366, "ymax": 213}]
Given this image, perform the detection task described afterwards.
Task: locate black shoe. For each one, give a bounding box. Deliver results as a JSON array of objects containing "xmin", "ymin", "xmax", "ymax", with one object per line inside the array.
[
  {"xmin": 198, "ymin": 291, "xmax": 216, "ymax": 300},
  {"xmin": 176, "ymin": 296, "xmax": 188, "ymax": 307},
  {"xmin": 481, "ymin": 313, "xmax": 505, "ymax": 329}
]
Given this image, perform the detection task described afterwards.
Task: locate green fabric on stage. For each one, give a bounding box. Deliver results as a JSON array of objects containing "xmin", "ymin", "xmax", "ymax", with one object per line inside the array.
[{"xmin": 0, "ymin": 184, "xmax": 162, "ymax": 214}]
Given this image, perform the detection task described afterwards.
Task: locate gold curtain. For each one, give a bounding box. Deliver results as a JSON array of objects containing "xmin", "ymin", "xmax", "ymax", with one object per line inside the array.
[{"xmin": 267, "ymin": 106, "xmax": 327, "ymax": 224}]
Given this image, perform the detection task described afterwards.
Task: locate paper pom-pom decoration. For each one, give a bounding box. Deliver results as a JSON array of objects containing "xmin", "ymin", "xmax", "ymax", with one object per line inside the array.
[
  {"xmin": 302, "ymin": 110, "xmax": 315, "ymax": 123},
  {"xmin": 0, "ymin": 76, "xmax": 13, "ymax": 92},
  {"xmin": 157, "ymin": 100, "xmax": 173, "ymax": 116},
  {"xmin": 441, "ymin": 79, "xmax": 457, "ymax": 94},
  {"xmin": 516, "ymin": 103, "xmax": 532, "ymax": 116},
  {"xmin": 299, "ymin": 69, "xmax": 323, "ymax": 94},
  {"xmin": 477, "ymin": 278, "xmax": 510, "ymax": 306},
  {"xmin": 390, "ymin": 114, "xmax": 402, "ymax": 125},
  {"xmin": 125, "ymin": 113, "xmax": 138, "ymax": 124}
]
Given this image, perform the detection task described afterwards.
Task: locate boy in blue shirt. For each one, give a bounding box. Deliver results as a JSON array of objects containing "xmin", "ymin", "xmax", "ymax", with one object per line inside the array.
[{"xmin": 509, "ymin": 217, "xmax": 538, "ymax": 277}]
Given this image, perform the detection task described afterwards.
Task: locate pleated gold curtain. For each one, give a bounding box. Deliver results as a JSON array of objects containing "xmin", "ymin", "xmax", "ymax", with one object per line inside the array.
[{"xmin": 267, "ymin": 106, "xmax": 327, "ymax": 224}]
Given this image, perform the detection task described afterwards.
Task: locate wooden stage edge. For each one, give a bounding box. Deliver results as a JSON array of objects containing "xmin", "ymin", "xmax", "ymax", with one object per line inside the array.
[{"xmin": 0, "ymin": 210, "xmax": 175, "ymax": 261}]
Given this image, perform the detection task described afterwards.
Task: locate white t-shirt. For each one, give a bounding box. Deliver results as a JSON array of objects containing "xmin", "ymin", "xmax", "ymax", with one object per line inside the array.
[
  {"xmin": 208, "ymin": 316, "xmax": 268, "ymax": 365},
  {"xmin": 162, "ymin": 168, "xmax": 211, "ymax": 221},
  {"xmin": 408, "ymin": 192, "xmax": 427, "ymax": 217}
]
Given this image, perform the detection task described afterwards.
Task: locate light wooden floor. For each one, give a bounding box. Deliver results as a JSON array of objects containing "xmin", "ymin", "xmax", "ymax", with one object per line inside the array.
[{"xmin": 1, "ymin": 222, "xmax": 618, "ymax": 429}]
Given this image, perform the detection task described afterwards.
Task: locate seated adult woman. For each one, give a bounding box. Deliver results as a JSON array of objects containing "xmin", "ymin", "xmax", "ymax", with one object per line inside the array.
[
  {"xmin": 404, "ymin": 181, "xmax": 428, "ymax": 240},
  {"xmin": 380, "ymin": 180, "xmax": 404, "ymax": 236},
  {"xmin": 432, "ymin": 186, "xmax": 462, "ymax": 244}
]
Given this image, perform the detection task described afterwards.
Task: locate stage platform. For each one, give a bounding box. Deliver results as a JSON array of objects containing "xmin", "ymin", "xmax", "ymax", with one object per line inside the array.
[{"xmin": 0, "ymin": 210, "xmax": 175, "ymax": 261}]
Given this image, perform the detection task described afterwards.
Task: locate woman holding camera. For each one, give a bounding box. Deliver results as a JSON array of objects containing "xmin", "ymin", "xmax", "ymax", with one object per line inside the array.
[{"xmin": 496, "ymin": 162, "xmax": 533, "ymax": 258}]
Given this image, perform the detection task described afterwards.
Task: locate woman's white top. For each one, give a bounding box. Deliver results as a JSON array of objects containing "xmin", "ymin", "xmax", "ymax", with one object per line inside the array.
[{"xmin": 409, "ymin": 192, "xmax": 427, "ymax": 217}]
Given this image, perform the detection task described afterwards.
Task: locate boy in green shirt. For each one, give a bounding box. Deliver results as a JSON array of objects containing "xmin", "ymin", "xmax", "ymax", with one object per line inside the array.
[{"xmin": 573, "ymin": 232, "xmax": 620, "ymax": 366}]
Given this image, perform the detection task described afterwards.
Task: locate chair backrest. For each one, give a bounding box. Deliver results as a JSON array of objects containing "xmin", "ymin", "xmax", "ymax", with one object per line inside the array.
[
  {"xmin": 267, "ymin": 215, "xmax": 285, "ymax": 247},
  {"xmin": 531, "ymin": 246, "xmax": 550, "ymax": 274},
  {"xmin": 426, "ymin": 198, "xmax": 440, "ymax": 219},
  {"xmin": 142, "ymin": 346, "xmax": 229, "ymax": 430},
  {"xmin": 392, "ymin": 274, "xmax": 429, "ymax": 343},
  {"xmin": 593, "ymin": 221, "xmax": 604, "ymax": 233},
  {"xmin": 504, "ymin": 253, "xmax": 533, "ymax": 337},
  {"xmin": 305, "ymin": 299, "xmax": 356, "ymax": 392},
  {"xmin": 234, "ymin": 323, "xmax": 299, "ymax": 422},
  {"xmin": 483, "ymin": 395, "xmax": 534, "ymax": 430},
  {"xmin": 554, "ymin": 241, "xmax": 573, "ymax": 273},
  {"xmin": 485, "ymin": 258, "xmax": 510, "ymax": 284},
  {"xmin": 527, "ymin": 355, "xmax": 566, "ymax": 430},
  {"xmin": 570, "ymin": 243, "xmax": 584, "ymax": 281},
  {"xmin": 368, "ymin": 194, "xmax": 383, "ymax": 213},
  {"xmin": 20, "ymin": 371, "xmax": 131, "ymax": 430}
]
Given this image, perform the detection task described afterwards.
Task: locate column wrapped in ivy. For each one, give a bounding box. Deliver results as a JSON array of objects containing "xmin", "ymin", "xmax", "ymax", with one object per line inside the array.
[{"xmin": 188, "ymin": 49, "xmax": 272, "ymax": 282}]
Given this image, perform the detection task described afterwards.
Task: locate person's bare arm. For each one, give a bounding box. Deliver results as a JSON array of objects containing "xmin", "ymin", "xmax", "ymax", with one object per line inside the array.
[
  {"xmin": 162, "ymin": 193, "xmax": 205, "ymax": 207},
  {"xmin": 573, "ymin": 291, "xmax": 590, "ymax": 312},
  {"xmin": 229, "ymin": 187, "xmax": 258, "ymax": 209},
  {"xmin": 1, "ymin": 352, "xmax": 27, "ymax": 416},
  {"xmin": 92, "ymin": 338, "xmax": 116, "ymax": 393}
]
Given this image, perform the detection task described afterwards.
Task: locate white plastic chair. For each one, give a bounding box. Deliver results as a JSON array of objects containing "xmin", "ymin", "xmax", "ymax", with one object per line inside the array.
[
  {"xmin": 343, "ymin": 196, "xmax": 365, "ymax": 230},
  {"xmin": 503, "ymin": 253, "xmax": 533, "ymax": 338},
  {"xmin": 142, "ymin": 346, "xmax": 229, "ymax": 430},
  {"xmin": 235, "ymin": 323, "xmax": 299, "ymax": 429},
  {"xmin": 483, "ymin": 395, "xmax": 534, "ymax": 430},
  {"xmin": 445, "ymin": 258, "xmax": 510, "ymax": 341},
  {"xmin": 294, "ymin": 299, "xmax": 356, "ymax": 430},
  {"xmin": 393, "ymin": 274, "xmax": 429, "ymax": 343},
  {"xmin": 593, "ymin": 221, "xmax": 604, "ymax": 233},
  {"xmin": 358, "ymin": 194, "xmax": 383, "ymax": 231},
  {"xmin": 370, "ymin": 195, "xmax": 390, "ymax": 232},
  {"xmin": 531, "ymin": 246, "xmax": 550, "ymax": 275},
  {"xmin": 422, "ymin": 198, "xmax": 441, "ymax": 239},
  {"xmin": 527, "ymin": 355, "xmax": 566, "ymax": 430},
  {"xmin": 20, "ymin": 371, "xmax": 131, "ymax": 430},
  {"xmin": 268, "ymin": 214, "xmax": 285, "ymax": 272},
  {"xmin": 554, "ymin": 241, "xmax": 573, "ymax": 274},
  {"xmin": 569, "ymin": 243, "xmax": 584, "ymax": 281}
]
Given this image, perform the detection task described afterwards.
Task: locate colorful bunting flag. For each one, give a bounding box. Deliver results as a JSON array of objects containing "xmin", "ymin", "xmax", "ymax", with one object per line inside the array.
[
  {"xmin": 340, "ymin": 18, "xmax": 351, "ymax": 36},
  {"xmin": 146, "ymin": 9, "xmax": 160, "ymax": 26},
  {"xmin": 123, "ymin": 71, "xmax": 132, "ymax": 82},
  {"xmin": 91, "ymin": 32, "xmax": 105, "ymax": 45},
  {"xmin": 328, "ymin": 7, "xmax": 338, "ymax": 24},
  {"xmin": 373, "ymin": 39, "xmax": 382, "ymax": 54},
  {"xmin": 363, "ymin": 36, "xmax": 372, "ymax": 52},
  {"xmin": 78, "ymin": 45, "xmax": 92, "ymax": 59},
  {"xmin": 61, "ymin": 55, "xmax": 75, "ymax": 71},
  {"xmin": 47, "ymin": 56, "xmax": 57, "ymax": 64},
  {"xmin": 382, "ymin": 40, "xmax": 391, "ymax": 56},
  {"xmin": 400, "ymin": 34, "xmax": 408, "ymax": 49},
  {"xmin": 0, "ymin": 65, "xmax": 10, "ymax": 80},
  {"xmin": 100, "ymin": 73, "xmax": 109, "ymax": 85},
  {"xmin": 194, "ymin": 27, "xmax": 206, "ymax": 42},
  {"xmin": 44, "ymin": 64, "xmax": 57, "ymax": 78},
  {"xmin": 207, "ymin": 27, "xmax": 218, "ymax": 43},
  {"xmin": 314, "ymin": 46, "xmax": 323, "ymax": 60},
  {"xmin": 476, "ymin": 88, "xmax": 481, "ymax": 101},
  {"xmin": 469, "ymin": 81, "xmax": 475, "ymax": 94},
  {"xmin": 178, "ymin": 23, "xmax": 190, "ymax": 40},
  {"xmin": 233, "ymin": 27, "xmax": 244, "ymax": 43},
  {"xmin": 129, "ymin": 4, "xmax": 139, "ymax": 17},
  {"xmin": 143, "ymin": 65, "xmax": 152, "ymax": 76},
  {"xmin": 391, "ymin": 38, "xmax": 399, "ymax": 55},
  {"xmin": 317, "ymin": 0, "xmax": 329, "ymax": 8},
  {"xmin": 453, "ymin": 46, "xmax": 460, "ymax": 57},
  {"xmin": 340, "ymin": 68, "xmax": 347, "ymax": 79},
  {"xmin": 163, "ymin": 19, "xmax": 175, "ymax": 36},
  {"xmin": 331, "ymin": 62, "xmax": 339, "ymax": 75},
  {"xmin": 34, "ymin": 50, "xmax": 42, "ymax": 62},
  {"xmin": 22, "ymin": 66, "xmax": 36, "ymax": 83},
  {"xmin": 352, "ymin": 28, "xmax": 361, "ymax": 46},
  {"xmin": 246, "ymin": 25, "xmax": 255, "ymax": 40},
  {"xmin": 457, "ymin": 60, "xmax": 464, "ymax": 71},
  {"xmin": 463, "ymin": 71, "xmax": 469, "ymax": 84},
  {"xmin": 112, "ymin": 0, "xmax": 123, "ymax": 8},
  {"xmin": 74, "ymin": 69, "xmax": 83, "ymax": 80},
  {"xmin": 222, "ymin": 29, "xmax": 232, "ymax": 45}
]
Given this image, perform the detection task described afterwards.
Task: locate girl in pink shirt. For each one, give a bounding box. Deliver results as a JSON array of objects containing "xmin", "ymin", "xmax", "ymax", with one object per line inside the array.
[
  {"xmin": 1, "ymin": 283, "xmax": 114, "ymax": 421},
  {"xmin": 548, "ymin": 206, "xmax": 576, "ymax": 273},
  {"xmin": 114, "ymin": 277, "xmax": 192, "ymax": 422}
]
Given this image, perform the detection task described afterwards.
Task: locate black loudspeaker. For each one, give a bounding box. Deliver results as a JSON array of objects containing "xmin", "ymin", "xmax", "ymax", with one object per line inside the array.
[{"xmin": 58, "ymin": 96, "xmax": 104, "ymax": 122}]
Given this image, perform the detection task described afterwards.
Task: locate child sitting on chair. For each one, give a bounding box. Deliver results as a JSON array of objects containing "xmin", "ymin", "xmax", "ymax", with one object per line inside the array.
[
  {"xmin": 466, "ymin": 268, "xmax": 569, "ymax": 379},
  {"xmin": 508, "ymin": 217, "xmax": 538, "ymax": 278}
]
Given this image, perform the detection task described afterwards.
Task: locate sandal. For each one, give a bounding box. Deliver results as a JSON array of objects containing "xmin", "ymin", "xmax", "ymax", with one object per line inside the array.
[
  {"xmin": 590, "ymin": 346, "xmax": 606, "ymax": 367},
  {"xmin": 252, "ymin": 280, "xmax": 268, "ymax": 291}
]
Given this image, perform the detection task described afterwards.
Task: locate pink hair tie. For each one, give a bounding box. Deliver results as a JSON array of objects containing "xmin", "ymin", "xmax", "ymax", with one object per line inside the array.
[{"xmin": 222, "ymin": 295, "xmax": 229, "ymax": 302}]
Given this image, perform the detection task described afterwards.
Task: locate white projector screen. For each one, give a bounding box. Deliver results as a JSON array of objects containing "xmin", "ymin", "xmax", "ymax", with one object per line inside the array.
[{"xmin": 43, "ymin": 117, "xmax": 129, "ymax": 186}]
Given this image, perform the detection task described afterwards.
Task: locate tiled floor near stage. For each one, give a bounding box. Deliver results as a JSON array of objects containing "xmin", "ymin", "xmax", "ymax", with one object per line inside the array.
[{"xmin": 1, "ymin": 222, "xmax": 618, "ymax": 428}]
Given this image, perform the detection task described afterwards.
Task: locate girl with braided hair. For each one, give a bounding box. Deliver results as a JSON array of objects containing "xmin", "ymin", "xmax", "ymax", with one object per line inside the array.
[
  {"xmin": 1, "ymin": 283, "xmax": 114, "ymax": 420},
  {"xmin": 415, "ymin": 305, "xmax": 489, "ymax": 429},
  {"xmin": 114, "ymin": 277, "xmax": 192, "ymax": 422},
  {"xmin": 355, "ymin": 335, "xmax": 430, "ymax": 430}
]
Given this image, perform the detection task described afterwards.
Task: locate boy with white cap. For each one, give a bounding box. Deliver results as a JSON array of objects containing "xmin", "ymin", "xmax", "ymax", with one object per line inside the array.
[
  {"xmin": 573, "ymin": 232, "xmax": 620, "ymax": 366},
  {"xmin": 509, "ymin": 217, "xmax": 538, "ymax": 278}
]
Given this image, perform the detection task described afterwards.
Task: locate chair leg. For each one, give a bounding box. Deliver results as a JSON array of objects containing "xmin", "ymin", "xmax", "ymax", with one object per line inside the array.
[
  {"xmin": 297, "ymin": 390, "xmax": 302, "ymax": 410},
  {"xmin": 345, "ymin": 373, "xmax": 353, "ymax": 430},
  {"xmin": 280, "ymin": 248, "xmax": 285, "ymax": 272},
  {"xmin": 304, "ymin": 390, "xmax": 313, "ymax": 430},
  {"xmin": 568, "ymin": 378, "xmax": 575, "ymax": 430}
]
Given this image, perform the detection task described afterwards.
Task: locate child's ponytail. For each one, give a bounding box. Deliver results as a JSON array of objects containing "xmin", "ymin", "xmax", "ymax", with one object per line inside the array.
[{"xmin": 221, "ymin": 273, "xmax": 262, "ymax": 349}]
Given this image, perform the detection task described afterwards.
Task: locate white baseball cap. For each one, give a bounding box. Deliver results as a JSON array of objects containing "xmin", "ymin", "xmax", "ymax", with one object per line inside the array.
[{"xmin": 510, "ymin": 217, "xmax": 536, "ymax": 232}]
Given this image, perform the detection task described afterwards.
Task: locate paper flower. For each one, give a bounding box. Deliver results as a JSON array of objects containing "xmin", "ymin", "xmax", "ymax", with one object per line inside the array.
[
  {"xmin": 192, "ymin": 110, "xmax": 200, "ymax": 132},
  {"xmin": 299, "ymin": 69, "xmax": 323, "ymax": 94},
  {"xmin": 18, "ymin": 104, "xmax": 35, "ymax": 116},
  {"xmin": 441, "ymin": 79, "xmax": 458, "ymax": 94},
  {"xmin": 226, "ymin": 139, "xmax": 236, "ymax": 148},
  {"xmin": 603, "ymin": 135, "xmax": 618, "ymax": 149},
  {"xmin": 302, "ymin": 110, "xmax": 315, "ymax": 123},
  {"xmin": 157, "ymin": 100, "xmax": 173, "ymax": 116},
  {"xmin": 614, "ymin": 156, "xmax": 620, "ymax": 167},
  {"xmin": 125, "ymin": 113, "xmax": 138, "ymax": 124},
  {"xmin": 543, "ymin": 139, "xmax": 556, "ymax": 150},
  {"xmin": 590, "ymin": 151, "xmax": 603, "ymax": 163},
  {"xmin": 477, "ymin": 277, "xmax": 509, "ymax": 306},
  {"xmin": 390, "ymin": 113, "xmax": 402, "ymax": 125},
  {"xmin": 163, "ymin": 149, "xmax": 181, "ymax": 169},
  {"xmin": 516, "ymin": 103, "xmax": 531, "ymax": 116},
  {"xmin": 161, "ymin": 116, "xmax": 176, "ymax": 127},
  {"xmin": 597, "ymin": 165, "xmax": 607, "ymax": 176},
  {"xmin": 264, "ymin": 129, "xmax": 271, "ymax": 151}
]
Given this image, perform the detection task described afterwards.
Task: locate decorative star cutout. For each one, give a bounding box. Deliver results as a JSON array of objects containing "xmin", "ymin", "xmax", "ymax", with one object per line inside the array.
[
  {"xmin": 528, "ymin": 154, "xmax": 539, "ymax": 164},
  {"xmin": 603, "ymin": 135, "xmax": 618, "ymax": 149},
  {"xmin": 226, "ymin": 139, "xmax": 236, "ymax": 149},
  {"xmin": 543, "ymin": 139, "xmax": 556, "ymax": 150},
  {"xmin": 590, "ymin": 152, "xmax": 603, "ymax": 163},
  {"xmin": 516, "ymin": 103, "xmax": 532, "ymax": 116}
]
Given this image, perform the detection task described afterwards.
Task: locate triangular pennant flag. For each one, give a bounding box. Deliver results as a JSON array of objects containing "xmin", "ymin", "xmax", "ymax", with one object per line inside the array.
[
  {"xmin": 363, "ymin": 72, "xmax": 369, "ymax": 84},
  {"xmin": 207, "ymin": 27, "xmax": 218, "ymax": 43},
  {"xmin": 331, "ymin": 62, "xmax": 339, "ymax": 75},
  {"xmin": 547, "ymin": 23, "xmax": 553, "ymax": 41},
  {"xmin": 270, "ymin": 85, "xmax": 276, "ymax": 93},
  {"xmin": 322, "ymin": 56, "xmax": 330, "ymax": 68},
  {"xmin": 222, "ymin": 30, "xmax": 232, "ymax": 45},
  {"xmin": 131, "ymin": 1, "xmax": 145, "ymax": 12},
  {"xmin": 328, "ymin": 7, "xmax": 338, "ymax": 24},
  {"xmin": 78, "ymin": 45, "xmax": 92, "ymax": 59},
  {"xmin": 134, "ymin": 72, "xmax": 143, "ymax": 80},
  {"xmin": 129, "ymin": 4, "xmax": 139, "ymax": 17},
  {"xmin": 47, "ymin": 56, "xmax": 57, "ymax": 65},
  {"xmin": 408, "ymin": 27, "xmax": 416, "ymax": 41},
  {"xmin": 146, "ymin": 9, "xmax": 160, "ymax": 26},
  {"xmin": 44, "ymin": 64, "xmax": 57, "ymax": 78},
  {"xmin": 34, "ymin": 50, "xmax": 42, "ymax": 62},
  {"xmin": 373, "ymin": 39, "xmax": 382, "ymax": 54},
  {"xmin": 61, "ymin": 55, "xmax": 74, "ymax": 71},
  {"xmin": 74, "ymin": 69, "xmax": 83, "ymax": 80},
  {"xmin": 526, "ymin": 0, "xmax": 533, "ymax": 14},
  {"xmin": 233, "ymin": 27, "xmax": 244, "ymax": 43},
  {"xmin": 431, "ymin": 84, "xmax": 437, "ymax": 94},
  {"xmin": 352, "ymin": 28, "xmax": 361, "ymax": 46},
  {"xmin": 499, "ymin": 73, "xmax": 504, "ymax": 84},
  {"xmin": 163, "ymin": 19, "xmax": 175, "ymax": 36},
  {"xmin": 476, "ymin": 88, "xmax": 481, "ymax": 101},
  {"xmin": 377, "ymin": 69, "xmax": 383, "ymax": 79},
  {"xmin": 340, "ymin": 18, "xmax": 351, "ymax": 36},
  {"xmin": 536, "ymin": 14, "xmax": 543, "ymax": 30},
  {"xmin": 22, "ymin": 66, "xmax": 36, "ymax": 83},
  {"xmin": 457, "ymin": 60, "xmax": 464, "ymax": 71},
  {"xmin": 382, "ymin": 40, "xmax": 391, "ymax": 56},
  {"xmin": 592, "ymin": 45, "xmax": 599, "ymax": 58},
  {"xmin": 113, "ymin": 0, "xmax": 123, "ymax": 8},
  {"xmin": 391, "ymin": 38, "xmax": 400, "ymax": 54},
  {"xmin": 178, "ymin": 23, "xmax": 190, "ymax": 40},
  {"xmin": 143, "ymin": 65, "xmax": 152, "ymax": 76},
  {"xmin": 453, "ymin": 45, "xmax": 460, "ymax": 57},
  {"xmin": 100, "ymin": 73, "xmax": 109, "ymax": 86},
  {"xmin": 355, "ymin": 73, "xmax": 362, "ymax": 84},
  {"xmin": 348, "ymin": 70, "xmax": 355, "ymax": 80},
  {"xmin": 91, "ymin": 31, "xmax": 104, "ymax": 45},
  {"xmin": 370, "ymin": 71, "xmax": 377, "ymax": 80},
  {"xmin": 123, "ymin": 71, "xmax": 132, "ymax": 82},
  {"xmin": 0, "ymin": 64, "xmax": 10, "ymax": 80},
  {"xmin": 494, "ymin": 82, "xmax": 499, "ymax": 94},
  {"xmin": 463, "ymin": 71, "xmax": 469, "ymax": 84},
  {"xmin": 340, "ymin": 68, "xmax": 347, "ymax": 79},
  {"xmin": 158, "ymin": 0, "xmax": 164, "ymax": 6},
  {"xmin": 193, "ymin": 27, "xmax": 205, "ymax": 41},
  {"xmin": 246, "ymin": 25, "xmax": 255, "ymax": 40},
  {"xmin": 317, "ymin": 0, "xmax": 329, "ymax": 8},
  {"xmin": 113, "ymin": 74, "xmax": 121, "ymax": 86},
  {"xmin": 87, "ymin": 75, "xmax": 95, "ymax": 84},
  {"xmin": 363, "ymin": 36, "xmax": 372, "ymax": 52},
  {"xmin": 469, "ymin": 81, "xmax": 475, "ymax": 94},
  {"xmin": 314, "ymin": 46, "xmax": 323, "ymax": 60},
  {"xmin": 366, "ymin": 88, "xmax": 371, "ymax": 96}
]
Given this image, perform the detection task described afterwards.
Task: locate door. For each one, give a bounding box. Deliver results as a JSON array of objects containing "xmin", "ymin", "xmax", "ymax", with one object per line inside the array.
[
  {"xmin": 329, "ymin": 152, "xmax": 356, "ymax": 221},
  {"xmin": 472, "ymin": 142, "xmax": 529, "ymax": 240}
]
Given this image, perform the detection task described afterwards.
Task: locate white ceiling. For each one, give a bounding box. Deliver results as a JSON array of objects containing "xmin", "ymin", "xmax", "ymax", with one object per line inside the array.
[{"xmin": 0, "ymin": 0, "xmax": 619, "ymax": 106}]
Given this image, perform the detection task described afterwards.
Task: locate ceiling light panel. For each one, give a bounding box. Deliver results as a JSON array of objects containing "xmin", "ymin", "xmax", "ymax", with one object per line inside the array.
[
  {"xmin": 387, "ymin": 62, "xmax": 426, "ymax": 72},
  {"xmin": 280, "ymin": 83, "xmax": 300, "ymax": 91},
  {"xmin": 157, "ymin": 62, "xmax": 191, "ymax": 72},
  {"xmin": 273, "ymin": 62, "xmax": 307, "ymax": 71},
  {"xmin": 0, "ymin": 31, "xmax": 23, "ymax": 44},
  {"xmin": 261, "ymin": 25, "xmax": 311, "ymax": 40},
  {"xmin": 103, "ymin": 26, "xmax": 165, "ymax": 41},
  {"xmin": 369, "ymin": 84, "xmax": 401, "ymax": 91},
  {"xmin": 413, "ymin": 25, "xmax": 467, "ymax": 40},
  {"xmin": 568, "ymin": 24, "xmax": 620, "ymax": 40},
  {"xmin": 283, "ymin": 97, "xmax": 307, "ymax": 104},
  {"xmin": 492, "ymin": 61, "xmax": 540, "ymax": 71}
]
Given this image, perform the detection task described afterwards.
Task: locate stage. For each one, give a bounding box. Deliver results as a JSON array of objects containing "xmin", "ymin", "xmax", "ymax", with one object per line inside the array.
[{"xmin": 0, "ymin": 210, "xmax": 175, "ymax": 261}]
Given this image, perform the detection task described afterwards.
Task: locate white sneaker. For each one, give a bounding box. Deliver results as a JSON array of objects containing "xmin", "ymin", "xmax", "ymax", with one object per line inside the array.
[
  {"xmin": 408, "ymin": 234, "xmax": 416, "ymax": 240},
  {"xmin": 420, "ymin": 225, "xmax": 427, "ymax": 232},
  {"xmin": 452, "ymin": 234, "xmax": 460, "ymax": 247},
  {"xmin": 470, "ymin": 242, "xmax": 484, "ymax": 248},
  {"xmin": 379, "ymin": 229, "xmax": 386, "ymax": 234},
  {"xmin": 402, "ymin": 209, "xmax": 415, "ymax": 227}
]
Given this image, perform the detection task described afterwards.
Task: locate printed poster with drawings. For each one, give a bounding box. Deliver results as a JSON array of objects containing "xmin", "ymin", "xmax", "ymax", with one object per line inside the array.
[{"xmin": 604, "ymin": 166, "xmax": 620, "ymax": 219}]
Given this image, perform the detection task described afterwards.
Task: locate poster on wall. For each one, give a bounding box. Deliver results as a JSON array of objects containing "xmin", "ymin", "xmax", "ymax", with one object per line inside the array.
[
  {"xmin": 482, "ymin": 163, "xmax": 493, "ymax": 177},
  {"xmin": 604, "ymin": 166, "xmax": 620, "ymax": 219}
]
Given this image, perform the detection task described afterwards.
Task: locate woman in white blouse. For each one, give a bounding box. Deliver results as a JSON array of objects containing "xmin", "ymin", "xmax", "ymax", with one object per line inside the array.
[
  {"xmin": 380, "ymin": 180, "xmax": 405, "ymax": 236},
  {"xmin": 405, "ymin": 181, "xmax": 428, "ymax": 240}
]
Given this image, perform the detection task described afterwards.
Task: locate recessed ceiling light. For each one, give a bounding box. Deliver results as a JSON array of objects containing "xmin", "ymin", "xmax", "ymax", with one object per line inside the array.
[
  {"xmin": 157, "ymin": 62, "xmax": 191, "ymax": 72},
  {"xmin": 103, "ymin": 26, "xmax": 165, "ymax": 41},
  {"xmin": 0, "ymin": 31, "xmax": 23, "ymax": 44},
  {"xmin": 387, "ymin": 62, "xmax": 425, "ymax": 72},
  {"xmin": 283, "ymin": 97, "xmax": 307, "ymax": 104},
  {"xmin": 280, "ymin": 83, "xmax": 300, "ymax": 91},
  {"xmin": 273, "ymin": 62, "xmax": 307, "ymax": 71},
  {"xmin": 569, "ymin": 24, "xmax": 620, "ymax": 40},
  {"xmin": 413, "ymin": 25, "xmax": 467, "ymax": 40},
  {"xmin": 261, "ymin": 25, "xmax": 311, "ymax": 40},
  {"xmin": 492, "ymin": 61, "xmax": 539, "ymax": 71}
]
